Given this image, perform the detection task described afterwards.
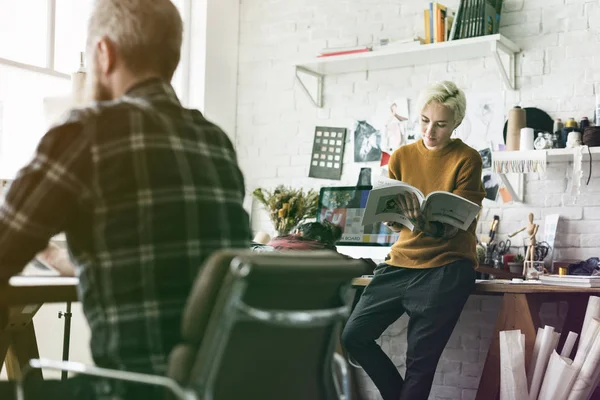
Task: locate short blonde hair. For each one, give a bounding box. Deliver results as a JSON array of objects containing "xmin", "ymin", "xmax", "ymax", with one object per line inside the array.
[
  {"xmin": 416, "ymin": 81, "xmax": 467, "ymax": 128},
  {"xmin": 87, "ymin": 0, "xmax": 183, "ymax": 80}
]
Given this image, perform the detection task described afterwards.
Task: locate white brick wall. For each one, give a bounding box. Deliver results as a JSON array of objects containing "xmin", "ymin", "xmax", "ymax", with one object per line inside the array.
[{"xmin": 236, "ymin": 0, "xmax": 600, "ymax": 398}]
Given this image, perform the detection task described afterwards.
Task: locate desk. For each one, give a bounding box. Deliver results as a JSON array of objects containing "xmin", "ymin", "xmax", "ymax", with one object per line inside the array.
[
  {"xmin": 0, "ymin": 276, "xmax": 78, "ymax": 381},
  {"xmin": 349, "ymin": 277, "xmax": 600, "ymax": 400}
]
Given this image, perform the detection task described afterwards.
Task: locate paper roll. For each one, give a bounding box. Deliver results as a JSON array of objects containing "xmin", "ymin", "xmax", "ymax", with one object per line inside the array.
[
  {"xmin": 580, "ymin": 296, "xmax": 600, "ymax": 351},
  {"xmin": 529, "ymin": 325, "xmax": 556, "ymax": 400},
  {"xmin": 506, "ymin": 106, "xmax": 526, "ymax": 151},
  {"xmin": 538, "ymin": 350, "xmax": 579, "ymax": 400},
  {"xmin": 500, "ymin": 330, "xmax": 529, "ymax": 400},
  {"xmin": 568, "ymin": 319, "xmax": 600, "ymax": 400},
  {"xmin": 520, "ymin": 127, "xmax": 535, "ymax": 151},
  {"xmin": 561, "ymin": 331, "xmax": 579, "ymax": 358}
]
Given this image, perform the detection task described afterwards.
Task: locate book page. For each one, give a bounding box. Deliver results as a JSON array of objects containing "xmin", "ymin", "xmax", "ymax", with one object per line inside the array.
[
  {"xmin": 422, "ymin": 191, "xmax": 481, "ymax": 230},
  {"xmin": 361, "ymin": 181, "xmax": 425, "ymax": 230},
  {"xmin": 372, "ymin": 176, "xmax": 424, "ymax": 196}
]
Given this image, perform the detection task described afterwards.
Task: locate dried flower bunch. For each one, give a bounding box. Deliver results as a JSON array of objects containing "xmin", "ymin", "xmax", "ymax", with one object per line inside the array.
[{"xmin": 252, "ymin": 185, "xmax": 319, "ymax": 235}]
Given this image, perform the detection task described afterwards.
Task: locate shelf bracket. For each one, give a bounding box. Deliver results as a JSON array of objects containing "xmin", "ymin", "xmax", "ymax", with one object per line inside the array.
[
  {"xmin": 295, "ymin": 66, "xmax": 323, "ymax": 108},
  {"xmin": 498, "ymin": 173, "xmax": 523, "ymax": 203},
  {"xmin": 491, "ymin": 41, "xmax": 516, "ymax": 91}
]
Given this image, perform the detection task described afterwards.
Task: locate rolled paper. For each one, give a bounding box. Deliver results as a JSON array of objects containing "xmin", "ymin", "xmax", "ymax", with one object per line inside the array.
[{"xmin": 506, "ymin": 106, "xmax": 526, "ymax": 151}]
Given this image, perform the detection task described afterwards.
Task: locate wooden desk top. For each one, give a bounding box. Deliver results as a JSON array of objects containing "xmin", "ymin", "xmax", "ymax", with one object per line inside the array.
[
  {"xmin": 0, "ymin": 276, "xmax": 79, "ymax": 306},
  {"xmin": 352, "ymin": 277, "xmax": 600, "ymax": 294}
]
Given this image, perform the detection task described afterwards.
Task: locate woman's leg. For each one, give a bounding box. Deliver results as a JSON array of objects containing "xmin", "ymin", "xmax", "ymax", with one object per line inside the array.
[
  {"xmin": 341, "ymin": 265, "xmax": 410, "ymax": 400},
  {"xmin": 400, "ymin": 260, "xmax": 476, "ymax": 400}
]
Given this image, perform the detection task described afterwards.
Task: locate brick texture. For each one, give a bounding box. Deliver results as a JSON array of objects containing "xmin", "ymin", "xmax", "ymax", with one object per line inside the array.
[{"xmin": 236, "ymin": 0, "xmax": 599, "ymax": 398}]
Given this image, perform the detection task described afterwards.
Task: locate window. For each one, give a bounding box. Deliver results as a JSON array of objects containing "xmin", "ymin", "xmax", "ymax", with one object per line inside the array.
[
  {"xmin": 0, "ymin": 0, "xmax": 191, "ymax": 178},
  {"xmin": 0, "ymin": 0, "xmax": 49, "ymax": 67},
  {"xmin": 0, "ymin": 66, "xmax": 70, "ymax": 179},
  {"xmin": 54, "ymin": 0, "xmax": 94, "ymax": 73}
]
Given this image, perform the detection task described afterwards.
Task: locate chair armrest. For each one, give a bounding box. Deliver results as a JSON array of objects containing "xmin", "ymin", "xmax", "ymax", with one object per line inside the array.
[
  {"xmin": 237, "ymin": 302, "xmax": 351, "ymax": 328},
  {"xmin": 332, "ymin": 353, "xmax": 349, "ymax": 400},
  {"xmin": 15, "ymin": 358, "xmax": 195, "ymax": 400}
]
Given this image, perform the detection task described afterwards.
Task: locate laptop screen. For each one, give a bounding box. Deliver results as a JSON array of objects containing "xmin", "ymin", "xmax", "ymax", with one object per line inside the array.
[{"xmin": 316, "ymin": 186, "xmax": 399, "ymax": 247}]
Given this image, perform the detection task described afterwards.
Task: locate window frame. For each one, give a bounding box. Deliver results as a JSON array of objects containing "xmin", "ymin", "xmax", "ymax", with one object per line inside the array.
[{"xmin": 0, "ymin": 0, "xmax": 192, "ymax": 103}]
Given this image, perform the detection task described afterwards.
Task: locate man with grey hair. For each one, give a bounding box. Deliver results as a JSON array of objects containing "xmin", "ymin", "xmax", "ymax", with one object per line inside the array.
[{"xmin": 0, "ymin": 0, "xmax": 250, "ymax": 398}]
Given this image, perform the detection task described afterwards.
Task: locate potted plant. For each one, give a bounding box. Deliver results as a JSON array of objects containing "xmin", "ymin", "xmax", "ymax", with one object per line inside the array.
[
  {"xmin": 252, "ymin": 185, "xmax": 319, "ymax": 236},
  {"xmin": 508, "ymin": 254, "xmax": 525, "ymax": 274}
]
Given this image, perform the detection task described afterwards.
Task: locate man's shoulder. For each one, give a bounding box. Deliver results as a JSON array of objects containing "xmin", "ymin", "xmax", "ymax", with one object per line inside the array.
[
  {"xmin": 48, "ymin": 101, "xmax": 129, "ymax": 134},
  {"xmin": 54, "ymin": 100, "xmax": 231, "ymax": 145}
]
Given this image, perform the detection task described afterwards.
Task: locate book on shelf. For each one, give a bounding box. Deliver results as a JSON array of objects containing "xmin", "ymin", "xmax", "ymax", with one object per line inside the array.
[
  {"xmin": 447, "ymin": 0, "xmax": 502, "ymax": 41},
  {"xmin": 424, "ymin": 8, "xmax": 432, "ymax": 43},
  {"xmin": 539, "ymin": 275, "xmax": 600, "ymax": 288},
  {"xmin": 360, "ymin": 177, "xmax": 481, "ymax": 232},
  {"xmin": 423, "ymin": 2, "xmax": 453, "ymax": 44}
]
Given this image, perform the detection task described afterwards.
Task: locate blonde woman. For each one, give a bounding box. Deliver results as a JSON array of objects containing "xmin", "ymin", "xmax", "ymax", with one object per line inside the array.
[{"xmin": 342, "ymin": 81, "xmax": 485, "ymax": 400}]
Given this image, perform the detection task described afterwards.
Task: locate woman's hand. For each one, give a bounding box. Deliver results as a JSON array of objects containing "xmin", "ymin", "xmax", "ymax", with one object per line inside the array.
[
  {"xmin": 395, "ymin": 193, "xmax": 429, "ymax": 232},
  {"xmin": 385, "ymin": 193, "xmax": 457, "ymax": 238},
  {"xmin": 395, "ymin": 193, "xmax": 450, "ymax": 237}
]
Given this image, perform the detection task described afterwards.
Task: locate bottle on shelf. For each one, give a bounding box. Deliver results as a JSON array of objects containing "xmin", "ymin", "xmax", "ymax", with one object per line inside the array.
[
  {"xmin": 552, "ymin": 118, "xmax": 563, "ymax": 149},
  {"xmin": 561, "ymin": 117, "xmax": 578, "ymax": 148},
  {"xmin": 72, "ymin": 52, "xmax": 86, "ymax": 106}
]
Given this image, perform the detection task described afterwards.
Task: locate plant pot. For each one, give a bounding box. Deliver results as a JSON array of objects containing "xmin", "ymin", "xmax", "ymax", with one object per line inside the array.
[{"xmin": 508, "ymin": 262, "xmax": 524, "ymax": 274}]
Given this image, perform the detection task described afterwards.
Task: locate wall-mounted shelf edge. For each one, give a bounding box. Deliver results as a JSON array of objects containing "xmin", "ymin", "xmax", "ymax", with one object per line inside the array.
[
  {"xmin": 492, "ymin": 147, "xmax": 600, "ymax": 204},
  {"xmin": 293, "ymin": 34, "xmax": 521, "ymax": 107}
]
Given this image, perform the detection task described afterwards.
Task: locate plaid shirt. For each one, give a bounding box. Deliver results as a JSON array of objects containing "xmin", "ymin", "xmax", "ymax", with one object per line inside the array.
[{"xmin": 0, "ymin": 79, "xmax": 251, "ymax": 376}]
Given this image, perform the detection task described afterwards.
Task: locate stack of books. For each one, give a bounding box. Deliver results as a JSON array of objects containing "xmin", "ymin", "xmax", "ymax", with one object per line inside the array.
[
  {"xmin": 539, "ymin": 274, "xmax": 600, "ymax": 288},
  {"xmin": 424, "ymin": 0, "xmax": 503, "ymax": 44}
]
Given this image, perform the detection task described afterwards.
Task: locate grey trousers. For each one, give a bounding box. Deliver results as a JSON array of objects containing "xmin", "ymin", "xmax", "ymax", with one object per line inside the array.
[{"xmin": 341, "ymin": 260, "xmax": 475, "ymax": 400}]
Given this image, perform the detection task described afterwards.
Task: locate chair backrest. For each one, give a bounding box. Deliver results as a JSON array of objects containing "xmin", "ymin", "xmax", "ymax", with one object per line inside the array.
[{"xmin": 167, "ymin": 249, "xmax": 366, "ymax": 400}]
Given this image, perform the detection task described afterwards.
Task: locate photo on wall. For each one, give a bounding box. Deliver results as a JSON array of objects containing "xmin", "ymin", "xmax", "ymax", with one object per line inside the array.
[
  {"xmin": 479, "ymin": 148, "xmax": 492, "ymax": 169},
  {"xmin": 356, "ymin": 167, "xmax": 372, "ymax": 186},
  {"xmin": 308, "ymin": 126, "xmax": 346, "ymax": 180},
  {"xmin": 482, "ymin": 171, "xmax": 500, "ymax": 201},
  {"xmin": 353, "ymin": 120, "xmax": 382, "ymax": 162}
]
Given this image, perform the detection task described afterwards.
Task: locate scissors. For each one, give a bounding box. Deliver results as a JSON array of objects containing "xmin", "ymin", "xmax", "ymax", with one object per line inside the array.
[{"xmin": 497, "ymin": 239, "xmax": 511, "ymax": 255}]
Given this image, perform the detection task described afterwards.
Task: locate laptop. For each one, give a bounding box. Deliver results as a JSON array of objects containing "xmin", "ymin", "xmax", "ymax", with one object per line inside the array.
[{"xmin": 316, "ymin": 186, "xmax": 399, "ymax": 247}]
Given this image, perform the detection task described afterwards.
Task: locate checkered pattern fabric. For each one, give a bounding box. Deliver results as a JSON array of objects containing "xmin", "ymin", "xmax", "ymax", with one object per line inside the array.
[{"xmin": 0, "ymin": 78, "xmax": 251, "ymax": 375}]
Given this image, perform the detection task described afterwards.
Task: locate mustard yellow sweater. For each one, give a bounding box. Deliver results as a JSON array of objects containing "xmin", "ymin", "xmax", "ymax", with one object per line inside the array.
[{"xmin": 387, "ymin": 138, "xmax": 485, "ymax": 269}]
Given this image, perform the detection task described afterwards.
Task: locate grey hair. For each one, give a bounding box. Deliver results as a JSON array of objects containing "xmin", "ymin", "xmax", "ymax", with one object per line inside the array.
[
  {"xmin": 416, "ymin": 81, "xmax": 467, "ymax": 128},
  {"xmin": 87, "ymin": 0, "xmax": 183, "ymax": 80}
]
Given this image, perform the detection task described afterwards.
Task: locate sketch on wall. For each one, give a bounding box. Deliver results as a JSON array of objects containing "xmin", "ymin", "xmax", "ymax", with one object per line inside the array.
[
  {"xmin": 379, "ymin": 99, "xmax": 409, "ymax": 153},
  {"xmin": 405, "ymin": 98, "xmax": 423, "ymax": 145},
  {"xmin": 353, "ymin": 120, "xmax": 382, "ymax": 162},
  {"xmin": 454, "ymin": 92, "xmax": 505, "ymax": 151}
]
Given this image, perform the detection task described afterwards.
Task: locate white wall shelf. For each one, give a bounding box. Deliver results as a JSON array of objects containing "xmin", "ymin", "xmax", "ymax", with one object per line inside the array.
[
  {"xmin": 294, "ymin": 34, "xmax": 520, "ymax": 107},
  {"xmin": 492, "ymin": 147, "xmax": 600, "ymax": 164},
  {"xmin": 491, "ymin": 147, "xmax": 600, "ymax": 203}
]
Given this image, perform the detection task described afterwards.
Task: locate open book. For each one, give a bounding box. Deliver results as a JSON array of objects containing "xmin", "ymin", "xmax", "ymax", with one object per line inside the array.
[{"xmin": 361, "ymin": 177, "xmax": 481, "ymax": 231}]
